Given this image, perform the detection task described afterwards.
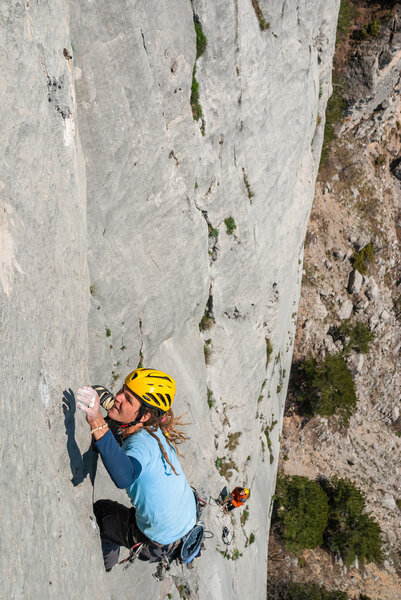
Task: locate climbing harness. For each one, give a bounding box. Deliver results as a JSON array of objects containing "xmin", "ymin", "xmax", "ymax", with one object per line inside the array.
[{"xmin": 117, "ymin": 488, "xmax": 213, "ymax": 580}]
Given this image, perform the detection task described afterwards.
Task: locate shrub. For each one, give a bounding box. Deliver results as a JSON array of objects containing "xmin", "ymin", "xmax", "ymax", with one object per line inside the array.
[
  {"xmin": 330, "ymin": 320, "xmax": 374, "ymax": 354},
  {"xmin": 273, "ymin": 475, "xmax": 329, "ymax": 552},
  {"xmin": 267, "ymin": 580, "xmax": 350, "ymax": 600},
  {"xmin": 296, "ymin": 353, "xmax": 357, "ymax": 426},
  {"xmin": 351, "ymin": 242, "xmax": 374, "ymax": 275},
  {"xmin": 319, "ymin": 477, "xmax": 382, "ymax": 566},
  {"xmin": 353, "ymin": 19, "xmax": 381, "ymax": 41},
  {"xmin": 224, "ymin": 216, "xmax": 236, "ymax": 235}
]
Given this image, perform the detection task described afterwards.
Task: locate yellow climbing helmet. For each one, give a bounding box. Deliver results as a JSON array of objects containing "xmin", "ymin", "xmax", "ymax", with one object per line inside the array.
[{"xmin": 125, "ymin": 368, "xmax": 176, "ymax": 413}]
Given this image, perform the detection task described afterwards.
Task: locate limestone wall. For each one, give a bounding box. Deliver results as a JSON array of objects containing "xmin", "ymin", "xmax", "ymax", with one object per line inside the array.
[{"xmin": 0, "ymin": 1, "xmax": 339, "ymax": 598}]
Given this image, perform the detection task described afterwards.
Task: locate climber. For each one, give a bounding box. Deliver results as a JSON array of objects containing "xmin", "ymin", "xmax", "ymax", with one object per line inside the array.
[
  {"xmin": 76, "ymin": 368, "xmax": 197, "ymax": 572},
  {"xmin": 225, "ymin": 487, "xmax": 250, "ymax": 512}
]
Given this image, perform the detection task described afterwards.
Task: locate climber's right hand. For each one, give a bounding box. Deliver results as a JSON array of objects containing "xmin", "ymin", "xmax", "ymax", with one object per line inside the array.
[{"xmin": 76, "ymin": 386, "xmax": 102, "ymax": 425}]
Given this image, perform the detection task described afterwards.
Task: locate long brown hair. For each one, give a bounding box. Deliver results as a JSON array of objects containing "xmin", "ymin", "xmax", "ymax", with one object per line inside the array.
[{"xmin": 143, "ymin": 407, "xmax": 189, "ymax": 476}]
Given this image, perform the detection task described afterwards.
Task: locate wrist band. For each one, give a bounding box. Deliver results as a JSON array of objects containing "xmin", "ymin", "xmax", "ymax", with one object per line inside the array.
[{"xmin": 91, "ymin": 423, "xmax": 109, "ymax": 434}]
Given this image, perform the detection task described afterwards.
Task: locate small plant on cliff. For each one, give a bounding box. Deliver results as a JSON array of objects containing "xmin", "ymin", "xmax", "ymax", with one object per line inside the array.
[
  {"xmin": 265, "ymin": 337, "xmax": 273, "ymax": 367},
  {"xmin": 203, "ymin": 339, "xmax": 212, "ymax": 364},
  {"xmin": 215, "ymin": 456, "xmax": 238, "ymax": 480},
  {"xmin": 225, "ymin": 432, "xmax": 242, "ymax": 451},
  {"xmin": 224, "ymin": 216, "xmax": 236, "ymax": 235},
  {"xmin": 295, "ymin": 353, "xmax": 357, "ymax": 426},
  {"xmin": 194, "ymin": 21, "xmax": 207, "ymax": 58},
  {"xmin": 351, "ymin": 242, "xmax": 374, "ymax": 275},
  {"xmin": 251, "ymin": 0, "xmax": 270, "ymax": 31},
  {"xmin": 273, "ymin": 475, "xmax": 329, "ymax": 552},
  {"xmin": 190, "ymin": 17, "xmax": 207, "ymax": 125},
  {"xmin": 191, "ymin": 65, "xmax": 203, "ymax": 120},
  {"xmin": 242, "ymin": 167, "xmax": 255, "ymax": 201},
  {"xmin": 264, "ymin": 428, "xmax": 274, "ymax": 464},
  {"xmin": 199, "ymin": 313, "xmax": 214, "ymax": 331}
]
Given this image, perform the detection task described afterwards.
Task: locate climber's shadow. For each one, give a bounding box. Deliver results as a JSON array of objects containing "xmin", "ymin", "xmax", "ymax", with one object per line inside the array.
[{"xmin": 62, "ymin": 389, "xmax": 98, "ymax": 486}]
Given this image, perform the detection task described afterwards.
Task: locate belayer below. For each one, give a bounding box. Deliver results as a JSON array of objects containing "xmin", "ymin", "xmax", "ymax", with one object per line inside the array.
[
  {"xmin": 77, "ymin": 368, "xmax": 201, "ymax": 576},
  {"xmin": 218, "ymin": 486, "xmax": 250, "ymax": 512}
]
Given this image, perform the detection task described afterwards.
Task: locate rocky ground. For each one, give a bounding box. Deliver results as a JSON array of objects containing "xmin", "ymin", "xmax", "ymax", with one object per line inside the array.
[{"xmin": 268, "ymin": 3, "xmax": 401, "ymax": 599}]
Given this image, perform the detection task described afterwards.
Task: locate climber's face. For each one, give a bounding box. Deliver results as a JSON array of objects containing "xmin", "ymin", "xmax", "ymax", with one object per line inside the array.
[{"xmin": 108, "ymin": 385, "xmax": 145, "ymax": 424}]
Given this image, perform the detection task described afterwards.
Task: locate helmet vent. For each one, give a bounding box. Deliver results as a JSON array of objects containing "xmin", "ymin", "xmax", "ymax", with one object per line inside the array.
[
  {"xmin": 157, "ymin": 393, "xmax": 167, "ymax": 406},
  {"xmin": 145, "ymin": 393, "xmax": 161, "ymax": 406}
]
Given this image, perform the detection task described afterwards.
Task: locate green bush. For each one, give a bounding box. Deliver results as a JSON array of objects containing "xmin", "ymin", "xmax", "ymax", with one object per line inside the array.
[
  {"xmin": 351, "ymin": 243, "xmax": 374, "ymax": 275},
  {"xmin": 274, "ymin": 475, "xmax": 329, "ymax": 552},
  {"xmin": 353, "ymin": 19, "xmax": 381, "ymax": 41},
  {"xmin": 330, "ymin": 320, "xmax": 374, "ymax": 354},
  {"xmin": 296, "ymin": 353, "xmax": 357, "ymax": 426},
  {"xmin": 319, "ymin": 477, "xmax": 382, "ymax": 566},
  {"xmin": 267, "ymin": 580, "xmax": 351, "ymax": 599}
]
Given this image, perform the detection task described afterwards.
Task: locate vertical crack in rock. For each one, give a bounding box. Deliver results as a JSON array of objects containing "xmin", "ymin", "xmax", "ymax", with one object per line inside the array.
[
  {"xmin": 194, "ymin": 201, "xmax": 220, "ymax": 262},
  {"xmin": 140, "ymin": 29, "xmax": 148, "ymax": 53},
  {"xmin": 137, "ymin": 319, "xmax": 144, "ymax": 367}
]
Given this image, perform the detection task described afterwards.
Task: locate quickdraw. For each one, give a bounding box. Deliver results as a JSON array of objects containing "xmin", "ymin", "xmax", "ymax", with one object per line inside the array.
[{"xmin": 118, "ymin": 542, "xmax": 144, "ymax": 570}]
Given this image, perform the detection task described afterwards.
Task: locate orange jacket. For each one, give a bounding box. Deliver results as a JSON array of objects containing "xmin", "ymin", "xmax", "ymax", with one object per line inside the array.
[{"xmin": 230, "ymin": 487, "xmax": 249, "ymax": 507}]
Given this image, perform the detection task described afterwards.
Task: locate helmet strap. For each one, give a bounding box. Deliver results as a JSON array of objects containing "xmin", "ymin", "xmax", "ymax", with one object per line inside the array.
[{"xmin": 119, "ymin": 404, "xmax": 147, "ymax": 430}]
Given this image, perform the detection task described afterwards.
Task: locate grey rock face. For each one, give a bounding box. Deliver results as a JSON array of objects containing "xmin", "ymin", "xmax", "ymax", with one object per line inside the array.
[
  {"xmin": 390, "ymin": 157, "xmax": 401, "ymax": 181},
  {"xmin": 347, "ymin": 269, "xmax": 363, "ymax": 294},
  {"xmin": 1, "ymin": 0, "xmax": 339, "ymax": 598},
  {"xmin": 343, "ymin": 7, "xmax": 401, "ymax": 122},
  {"xmin": 382, "ymin": 493, "xmax": 397, "ymax": 511},
  {"xmin": 338, "ymin": 298, "xmax": 353, "ymax": 320}
]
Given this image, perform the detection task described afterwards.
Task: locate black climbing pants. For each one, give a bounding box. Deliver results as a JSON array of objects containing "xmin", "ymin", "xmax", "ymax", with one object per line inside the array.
[{"xmin": 93, "ymin": 499, "xmax": 181, "ymax": 570}]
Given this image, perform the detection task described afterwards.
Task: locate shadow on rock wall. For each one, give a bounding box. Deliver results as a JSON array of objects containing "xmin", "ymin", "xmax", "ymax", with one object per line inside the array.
[{"xmin": 63, "ymin": 389, "xmax": 98, "ymax": 486}]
